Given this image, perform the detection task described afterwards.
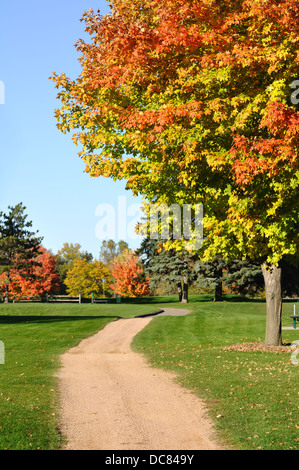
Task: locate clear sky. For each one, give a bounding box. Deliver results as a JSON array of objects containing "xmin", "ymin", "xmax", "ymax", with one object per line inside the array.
[{"xmin": 0, "ymin": 0, "xmax": 143, "ymax": 259}]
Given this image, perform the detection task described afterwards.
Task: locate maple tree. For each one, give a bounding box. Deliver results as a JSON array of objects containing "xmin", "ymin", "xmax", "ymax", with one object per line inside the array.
[
  {"xmin": 0, "ymin": 246, "xmax": 60, "ymax": 300},
  {"xmin": 110, "ymin": 249, "xmax": 149, "ymax": 297},
  {"xmin": 52, "ymin": 0, "xmax": 299, "ymax": 345},
  {"xmin": 64, "ymin": 259, "xmax": 112, "ymax": 297},
  {"xmin": 55, "ymin": 242, "xmax": 93, "ymax": 293}
]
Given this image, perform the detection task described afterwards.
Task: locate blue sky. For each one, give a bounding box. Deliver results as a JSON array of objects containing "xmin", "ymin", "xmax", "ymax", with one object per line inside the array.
[{"xmin": 0, "ymin": 0, "xmax": 143, "ymax": 258}]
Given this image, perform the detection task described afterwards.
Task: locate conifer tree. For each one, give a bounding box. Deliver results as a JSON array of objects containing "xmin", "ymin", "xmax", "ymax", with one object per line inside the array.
[
  {"xmin": 138, "ymin": 238, "xmax": 197, "ymax": 303},
  {"xmin": 0, "ymin": 203, "xmax": 43, "ymax": 302}
]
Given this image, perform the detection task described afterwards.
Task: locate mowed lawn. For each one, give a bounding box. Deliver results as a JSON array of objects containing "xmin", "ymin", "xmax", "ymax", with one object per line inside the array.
[
  {"xmin": 0, "ymin": 302, "xmax": 159, "ymax": 450},
  {"xmin": 132, "ymin": 296, "xmax": 299, "ymax": 451},
  {"xmin": 0, "ymin": 297, "xmax": 298, "ymax": 450}
]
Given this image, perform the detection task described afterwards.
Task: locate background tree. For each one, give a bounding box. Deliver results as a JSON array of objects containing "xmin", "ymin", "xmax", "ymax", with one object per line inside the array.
[
  {"xmin": 0, "ymin": 203, "xmax": 43, "ymax": 302},
  {"xmin": 55, "ymin": 242, "xmax": 93, "ymax": 294},
  {"xmin": 64, "ymin": 259, "xmax": 111, "ymax": 298},
  {"xmin": 194, "ymin": 258, "xmax": 266, "ymax": 300},
  {"xmin": 0, "ymin": 246, "xmax": 60, "ymax": 299},
  {"xmin": 52, "ymin": 0, "xmax": 299, "ymax": 345},
  {"xmin": 110, "ymin": 249, "xmax": 149, "ymax": 297},
  {"xmin": 224, "ymin": 260, "xmax": 265, "ymax": 298},
  {"xmin": 99, "ymin": 239, "xmax": 129, "ymax": 268},
  {"xmin": 281, "ymin": 259, "xmax": 299, "ymax": 298},
  {"xmin": 194, "ymin": 257, "xmax": 227, "ymax": 302},
  {"xmin": 138, "ymin": 237, "xmax": 197, "ymax": 303}
]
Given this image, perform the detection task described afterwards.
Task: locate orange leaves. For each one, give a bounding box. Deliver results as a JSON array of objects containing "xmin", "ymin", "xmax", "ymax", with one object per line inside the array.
[
  {"xmin": 118, "ymin": 101, "xmax": 202, "ymax": 141},
  {"xmin": 261, "ymin": 102, "xmax": 299, "ymax": 141},
  {"xmin": 0, "ymin": 247, "xmax": 59, "ymax": 299},
  {"xmin": 52, "ymin": 0, "xmax": 299, "ymax": 268},
  {"xmin": 231, "ymin": 136, "xmax": 283, "ymax": 186},
  {"xmin": 230, "ymin": 101, "xmax": 299, "ymax": 186},
  {"xmin": 110, "ymin": 249, "xmax": 149, "ymax": 297}
]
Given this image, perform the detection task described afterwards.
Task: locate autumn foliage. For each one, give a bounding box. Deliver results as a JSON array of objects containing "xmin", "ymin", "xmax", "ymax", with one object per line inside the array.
[
  {"xmin": 52, "ymin": 0, "xmax": 299, "ymax": 345},
  {"xmin": 110, "ymin": 249, "xmax": 149, "ymax": 297},
  {"xmin": 52, "ymin": 0, "xmax": 299, "ymax": 265},
  {"xmin": 0, "ymin": 246, "xmax": 59, "ymax": 299},
  {"xmin": 64, "ymin": 259, "xmax": 112, "ymax": 297}
]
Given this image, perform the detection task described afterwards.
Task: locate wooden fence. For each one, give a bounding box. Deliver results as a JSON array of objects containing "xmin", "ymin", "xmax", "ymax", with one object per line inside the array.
[
  {"xmin": 46, "ymin": 294, "xmax": 82, "ymax": 303},
  {"xmin": 5, "ymin": 294, "xmax": 118, "ymax": 304},
  {"xmin": 13, "ymin": 294, "xmax": 82, "ymax": 303}
]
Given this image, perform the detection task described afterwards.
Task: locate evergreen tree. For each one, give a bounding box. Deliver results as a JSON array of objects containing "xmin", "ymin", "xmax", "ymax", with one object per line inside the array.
[
  {"xmin": 281, "ymin": 259, "xmax": 299, "ymax": 297},
  {"xmin": 0, "ymin": 203, "xmax": 43, "ymax": 302},
  {"xmin": 195, "ymin": 258, "xmax": 266, "ymax": 300},
  {"xmin": 194, "ymin": 257, "xmax": 227, "ymax": 302},
  {"xmin": 138, "ymin": 238, "xmax": 197, "ymax": 303},
  {"xmin": 224, "ymin": 260, "xmax": 264, "ymax": 298}
]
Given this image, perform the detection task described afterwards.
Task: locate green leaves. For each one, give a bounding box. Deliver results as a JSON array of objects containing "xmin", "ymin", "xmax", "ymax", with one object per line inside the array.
[
  {"xmin": 0, "ymin": 204, "xmax": 43, "ymax": 274},
  {"xmin": 51, "ymin": 0, "xmax": 299, "ymax": 267}
]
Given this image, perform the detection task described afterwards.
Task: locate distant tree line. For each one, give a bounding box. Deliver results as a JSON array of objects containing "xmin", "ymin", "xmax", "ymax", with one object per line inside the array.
[
  {"xmin": 0, "ymin": 204, "xmax": 298, "ymax": 303},
  {"xmin": 137, "ymin": 237, "xmax": 299, "ymax": 303}
]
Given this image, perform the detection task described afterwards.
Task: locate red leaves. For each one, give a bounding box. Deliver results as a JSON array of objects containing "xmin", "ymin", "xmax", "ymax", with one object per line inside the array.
[
  {"xmin": 261, "ymin": 102, "xmax": 299, "ymax": 140},
  {"xmin": 231, "ymin": 136, "xmax": 286, "ymax": 186},
  {"xmin": 53, "ymin": 0, "xmax": 299, "ymax": 199},
  {"xmin": 110, "ymin": 249, "xmax": 149, "ymax": 297},
  {"xmin": 0, "ymin": 247, "xmax": 59, "ymax": 300},
  {"xmin": 230, "ymin": 100, "xmax": 299, "ymax": 186}
]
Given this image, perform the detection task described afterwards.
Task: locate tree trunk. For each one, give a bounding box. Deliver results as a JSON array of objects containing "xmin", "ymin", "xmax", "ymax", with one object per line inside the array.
[
  {"xmin": 4, "ymin": 272, "xmax": 10, "ymax": 303},
  {"xmin": 214, "ymin": 281, "xmax": 223, "ymax": 301},
  {"xmin": 213, "ymin": 267, "xmax": 223, "ymax": 302},
  {"xmin": 181, "ymin": 276, "xmax": 188, "ymax": 303},
  {"xmin": 261, "ymin": 263, "xmax": 282, "ymax": 346},
  {"xmin": 177, "ymin": 282, "xmax": 182, "ymax": 302}
]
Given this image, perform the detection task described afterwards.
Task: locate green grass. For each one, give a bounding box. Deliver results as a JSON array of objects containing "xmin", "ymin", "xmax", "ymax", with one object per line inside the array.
[
  {"xmin": 0, "ymin": 297, "xmax": 298, "ymax": 450},
  {"xmin": 0, "ymin": 302, "xmax": 159, "ymax": 450},
  {"xmin": 132, "ymin": 296, "xmax": 299, "ymax": 450}
]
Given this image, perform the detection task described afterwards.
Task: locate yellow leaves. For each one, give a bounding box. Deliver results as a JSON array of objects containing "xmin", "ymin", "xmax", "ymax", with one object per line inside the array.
[
  {"xmin": 65, "ymin": 259, "xmax": 112, "ymax": 297},
  {"xmin": 50, "ymin": 72, "xmax": 70, "ymax": 89},
  {"xmin": 205, "ymin": 150, "xmax": 228, "ymax": 170},
  {"xmin": 50, "ymin": 0, "xmax": 299, "ymax": 270},
  {"xmin": 266, "ymin": 79, "xmax": 288, "ymax": 104}
]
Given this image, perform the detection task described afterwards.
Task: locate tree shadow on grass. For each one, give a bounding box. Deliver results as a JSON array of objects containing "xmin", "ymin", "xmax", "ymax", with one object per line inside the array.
[
  {"xmin": 0, "ymin": 315, "xmax": 121, "ymax": 325},
  {"xmin": 124, "ymin": 294, "xmax": 267, "ymax": 304}
]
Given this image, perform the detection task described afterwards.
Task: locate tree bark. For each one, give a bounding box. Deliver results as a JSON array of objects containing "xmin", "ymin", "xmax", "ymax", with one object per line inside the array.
[
  {"xmin": 261, "ymin": 263, "xmax": 282, "ymax": 346},
  {"xmin": 177, "ymin": 282, "xmax": 182, "ymax": 303},
  {"xmin": 181, "ymin": 276, "xmax": 188, "ymax": 303},
  {"xmin": 213, "ymin": 267, "xmax": 223, "ymax": 302},
  {"xmin": 4, "ymin": 272, "xmax": 10, "ymax": 303},
  {"xmin": 214, "ymin": 281, "xmax": 223, "ymax": 302}
]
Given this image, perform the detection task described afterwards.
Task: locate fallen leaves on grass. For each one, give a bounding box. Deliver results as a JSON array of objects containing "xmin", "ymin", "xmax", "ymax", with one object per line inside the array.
[{"xmin": 223, "ymin": 342, "xmax": 293, "ymax": 353}]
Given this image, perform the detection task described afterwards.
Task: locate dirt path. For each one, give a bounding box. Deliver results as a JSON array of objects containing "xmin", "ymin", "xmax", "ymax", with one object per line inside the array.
[{"xmin": 57, "ymin": 308, "xmax": 226, "ymax": 450}]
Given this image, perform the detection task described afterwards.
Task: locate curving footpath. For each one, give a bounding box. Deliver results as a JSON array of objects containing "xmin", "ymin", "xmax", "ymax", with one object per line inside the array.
[{"xmin": 57, "ymin": 308, "xmax": 227, "ymax": 450}]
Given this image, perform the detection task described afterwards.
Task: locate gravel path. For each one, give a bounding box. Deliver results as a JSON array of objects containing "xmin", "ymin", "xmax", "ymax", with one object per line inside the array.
[{"xmin": 57, "ymin": 308, "xmax": 226, "ymax": 450}]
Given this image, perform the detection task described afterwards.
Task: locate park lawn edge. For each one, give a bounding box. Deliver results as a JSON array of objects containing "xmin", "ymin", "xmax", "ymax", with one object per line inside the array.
[{"xmin": 131, "ymin": 299, "xmax": 299, "ymax": 451}]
